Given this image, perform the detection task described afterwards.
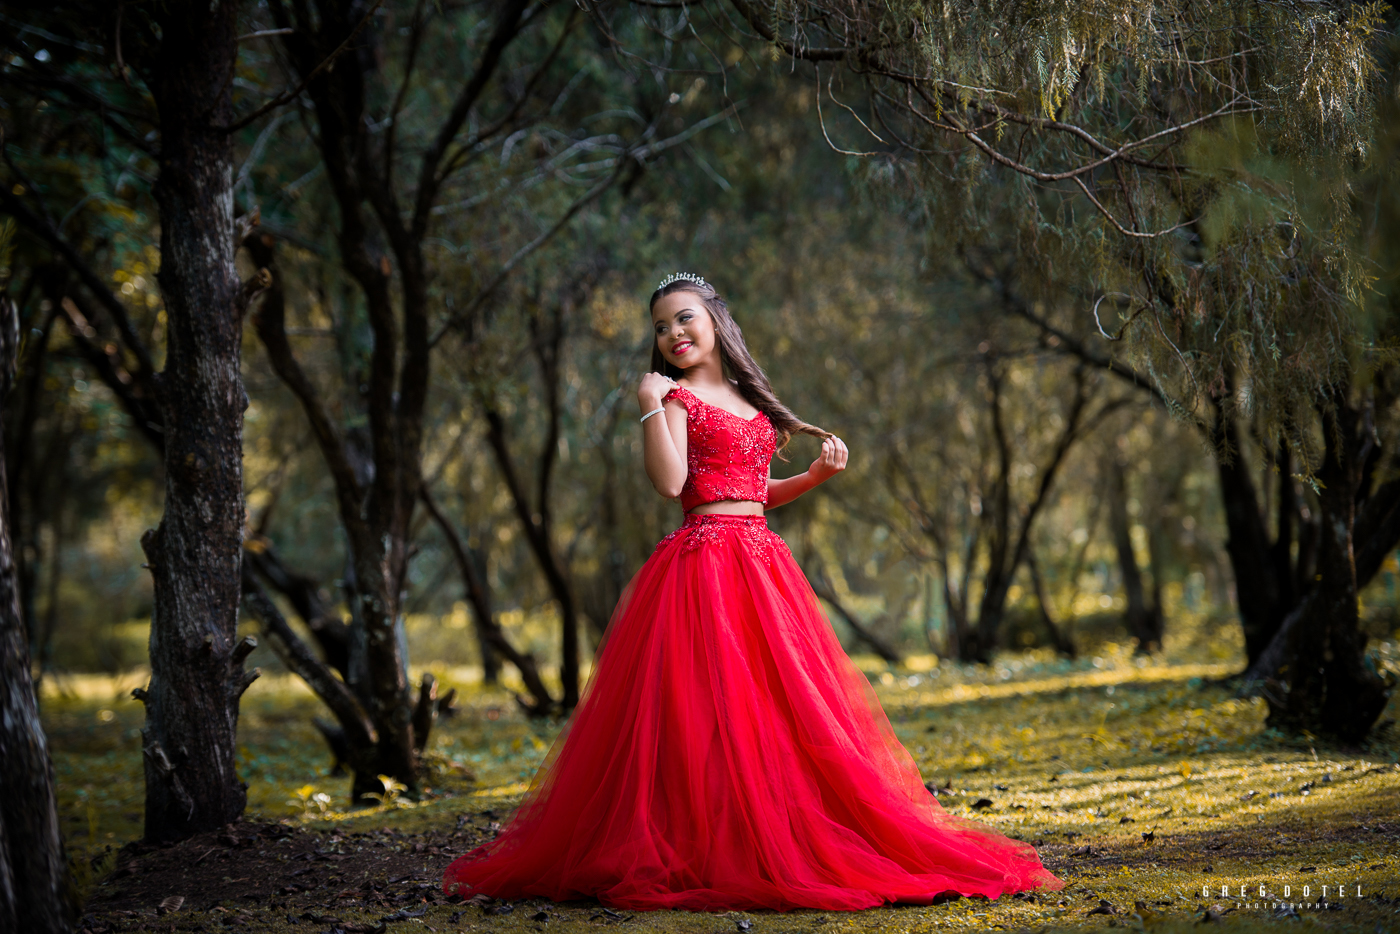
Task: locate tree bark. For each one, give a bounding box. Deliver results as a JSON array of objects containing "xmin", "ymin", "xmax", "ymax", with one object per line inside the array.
[
  {"xmin": 135, "ymin": 1, "xmax": 259, "ymax": 842},
  {"xmin": 0, "ymin": 293, "xmax": 76, "ymax": 932}
]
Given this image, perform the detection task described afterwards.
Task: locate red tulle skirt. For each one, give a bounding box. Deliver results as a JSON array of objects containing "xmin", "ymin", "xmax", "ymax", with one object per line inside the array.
[{"xmin": 442, "ymin": 513, "xmax": 1062, "ymax": 911}]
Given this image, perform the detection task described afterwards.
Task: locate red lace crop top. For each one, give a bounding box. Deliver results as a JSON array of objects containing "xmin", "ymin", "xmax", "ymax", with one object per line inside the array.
[{"xmin": 662, "ymin": 385, "xmax": 776, "ymax": 513}]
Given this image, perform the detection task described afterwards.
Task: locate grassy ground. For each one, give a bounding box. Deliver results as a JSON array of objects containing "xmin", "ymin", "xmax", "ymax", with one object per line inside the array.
[{"xmin": 43, "ymin": 639, "xmax": 1400, "ymax": 934}]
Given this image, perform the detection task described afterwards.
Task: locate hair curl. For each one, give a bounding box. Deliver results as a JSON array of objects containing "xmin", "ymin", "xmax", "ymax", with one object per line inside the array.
[{"xmin": 648, "ymin": 279, "xmax": 832, "ymax": 453}]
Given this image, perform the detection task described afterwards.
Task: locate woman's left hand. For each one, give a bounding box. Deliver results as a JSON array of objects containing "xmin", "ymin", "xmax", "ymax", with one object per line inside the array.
[{"xmin": 808, "ymin": 436, "xmax": 849, "ymax": 483}]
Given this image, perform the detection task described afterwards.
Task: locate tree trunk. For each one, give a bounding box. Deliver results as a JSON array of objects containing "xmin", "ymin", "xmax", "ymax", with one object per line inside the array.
[
  {"xmin": 420, "ymin": 487, "xmax": 556, "ymax": 714},
  {"xmin": 1209, "ymin": 406, "xmax": 1288, "ymax": 667},
  {"xmin": 1012, "ymin": 303, "xmax": 1395, "ymax": 738},
  {"xmin": 244, "ymin": 231, "xmax": 418, "ymax": 804},
  {"xmin": 1108, "ymin": 457, "xmax": 1161, "ymax": 653},
  {"xmin": 135, "ymin": 1, "xmax": 259, "ymax": 842},
  {"xmin": 481, "ymin": 294, "xmax": 589, "ymax": 712},
  {"xmin": 1026, "ymin": 550, "xmax": 1075, "ymax": 658},
  {"xmin": 1264, "ymin": 394, "xmax": 1390, "ymax": 741},
  {"xmin": 0, "ymin": 293, "xmax": 75, "ymax": 932},
  {"xmin": 963, "ymin": 365, "xmax": 1092, "ymax": 663},
  {"xmin": 485, "ymin": 408, "xmax": 581, "ymax": 711}
]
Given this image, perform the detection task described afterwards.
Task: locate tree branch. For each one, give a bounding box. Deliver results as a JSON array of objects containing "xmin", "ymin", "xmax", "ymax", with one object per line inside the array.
[
  {"xmin": 222, "ymin": 0, "xmax": 386, "ymax": 133},
  {"xmin": 0, "ymin": 175, "xmax": 157, "ymax": 377},
  {"xmin": 429, "ymin": 6, "xmax": 580, "ymax": 220},
  {"xmin": 727, "ymin": 0, "xmax": 847, "ymax": 60},
  {"xmin": 411, "ymin": 0, "xmax": 532, "ymax": 235},
  {"xmin": 808, "ymin": 569, "xmax": 902, "ymax": 663},
  {"xmin": 241, "ymin": 570, "xmax": 379, "ymax": 764},
  {"xmin": 244, "ymin": 235, "xmax": 368, "ymax": 544},
  {"xmin": 55, "ymin": 294, "xmax": 164, "ymax": 449},
  {"xmin": 419, "ymin": 485, "xmax": 556, "ymax": 714}
]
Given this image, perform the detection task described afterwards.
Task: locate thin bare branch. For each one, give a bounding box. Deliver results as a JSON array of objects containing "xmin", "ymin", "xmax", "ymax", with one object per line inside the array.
[{"xmin": 223, "ymin": 0, "xmax": 385, "ymax": 133}]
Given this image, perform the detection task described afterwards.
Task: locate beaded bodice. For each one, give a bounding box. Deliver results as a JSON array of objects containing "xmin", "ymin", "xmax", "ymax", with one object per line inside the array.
[{"xmin": 663, "ymin": 385, "xmax": 776, "ymax": 513}]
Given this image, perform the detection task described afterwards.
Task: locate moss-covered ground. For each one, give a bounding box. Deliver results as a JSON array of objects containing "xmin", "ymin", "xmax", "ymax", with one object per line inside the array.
[{"xmin": 44, "ymin": 641, "xmax": 1400, "ymax": 933}]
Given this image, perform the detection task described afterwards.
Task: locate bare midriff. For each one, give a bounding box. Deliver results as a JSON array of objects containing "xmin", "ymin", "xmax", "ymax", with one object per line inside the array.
[{"xmin": 687, "ymin": 499, "xmax": 765, "ymax": 516}]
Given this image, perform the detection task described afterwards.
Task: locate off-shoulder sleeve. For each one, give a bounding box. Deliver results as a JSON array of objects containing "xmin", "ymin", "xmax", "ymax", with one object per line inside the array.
[{"xmin": 662, "ymin": 386, "xmax": 694, "ymax": 410}]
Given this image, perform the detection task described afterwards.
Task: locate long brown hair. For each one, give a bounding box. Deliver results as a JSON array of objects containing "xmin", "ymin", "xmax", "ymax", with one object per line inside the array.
[{"xmin": 649, "ymin": 279, "xmax": 833, "ymax": 452}]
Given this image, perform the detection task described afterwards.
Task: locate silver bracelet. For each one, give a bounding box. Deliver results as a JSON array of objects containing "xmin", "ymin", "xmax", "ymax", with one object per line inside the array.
[{"xmin": 639, "ymin": 406, "xmax": 665, "ymax": 423}]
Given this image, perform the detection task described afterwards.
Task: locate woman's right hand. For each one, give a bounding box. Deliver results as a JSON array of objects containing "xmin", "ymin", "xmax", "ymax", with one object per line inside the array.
[{"xmin": 638, "ymin": 372, "xmax": 678, "ymax": 414}]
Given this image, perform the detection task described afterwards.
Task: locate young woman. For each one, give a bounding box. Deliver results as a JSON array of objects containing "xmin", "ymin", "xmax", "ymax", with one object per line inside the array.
[{"xmin": 442, "ymin": 274, "xmax": 1063, "ymax": 911}]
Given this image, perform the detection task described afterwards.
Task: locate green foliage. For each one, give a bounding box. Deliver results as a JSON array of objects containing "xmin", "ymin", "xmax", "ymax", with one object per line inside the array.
[{"xmin": 738, "ymin": 0, "xmax": 1398, "ymax": 463}]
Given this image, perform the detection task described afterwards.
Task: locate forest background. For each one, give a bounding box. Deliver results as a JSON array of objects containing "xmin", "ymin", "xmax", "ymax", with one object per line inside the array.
[{"xmin": 3, "ymin": 1, "xmax": 1400, "ymax": 931}]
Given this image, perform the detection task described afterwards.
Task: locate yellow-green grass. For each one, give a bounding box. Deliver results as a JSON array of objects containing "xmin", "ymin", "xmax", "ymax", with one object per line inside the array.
[{"xmin": 43, "ymin": 641, "xmax": 1400, "ymax": 932}]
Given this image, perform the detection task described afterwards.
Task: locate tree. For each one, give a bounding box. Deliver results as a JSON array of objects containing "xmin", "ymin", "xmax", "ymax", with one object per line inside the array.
[
  {"xmin": 235, "ymin": 0, "xmax": 722, "ymax": 800},
  {"xmin": 892, "ymin": 357, "xmax": 1122, "ymax": 662},
  {"xmin": 1, "ymin": 1, "xmax": 263, "ymax": 841},
  {"xmin": 1107, "ymin": 456, "xmax": 1163, "ymax": 654},
  {"xmin": 0, "ymin": 273, "xmax": 76, "ymax": 933},
  {"xmin": 726, "ymin": 0, "xmax": 1398, "ymax": 738},
  {"xmin": 133, "ymin": 0, "xmax": 265, "ymax": 843}
]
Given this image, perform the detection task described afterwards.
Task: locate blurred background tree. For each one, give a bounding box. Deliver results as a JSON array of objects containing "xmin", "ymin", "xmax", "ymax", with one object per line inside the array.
[
  {"xmin": 1, "ymin": 0, "xmax": 1397, "ymax": 839},
  {"xmin": 729, "ymin": 0, "xmax": 1399, "ymax": 740}
]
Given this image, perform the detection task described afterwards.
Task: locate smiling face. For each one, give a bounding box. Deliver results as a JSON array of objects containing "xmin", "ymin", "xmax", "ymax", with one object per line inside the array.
[{"xmin": 651, "ymin": 289, "xmax": 717, "ymax": 370}]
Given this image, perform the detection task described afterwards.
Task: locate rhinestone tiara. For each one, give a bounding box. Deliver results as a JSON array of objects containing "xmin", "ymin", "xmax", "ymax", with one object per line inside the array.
[{"xmin": 656, "ymin": 271, "xmax": 707, "ymax": 292}]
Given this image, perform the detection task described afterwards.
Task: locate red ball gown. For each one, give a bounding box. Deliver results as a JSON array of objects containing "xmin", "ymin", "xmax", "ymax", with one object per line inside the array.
[{"xmin": 442, "ymin": 386, "xmax": 1063, "ymax": 910}]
